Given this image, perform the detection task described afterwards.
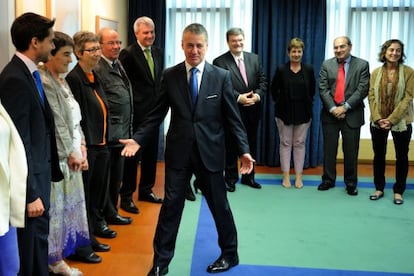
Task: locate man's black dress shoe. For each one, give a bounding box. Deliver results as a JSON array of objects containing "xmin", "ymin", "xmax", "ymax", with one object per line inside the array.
[
  {"xmin": 92, "ymin": 242, "xmax": 111, "ymax": 252},
  {"xmin": 346, "ymin": 186, "xmax": 358, "ymax": 196},
  {"xmin": 317, "ymin": 182, "xmax": 335, "ymax": 191},
  {"xmin": 68, "ymin": 252, "xmax": 102, "ymax": 263},
  {"xmin": 147, "ymin": 266, "xmax": 169, "ymax": 276},
  {"xmin": 107, "ymin": 214, "xmax": 133, "ymax": 225},
  {"xmin": 139, "ymin": 192, "xmax": 163, "ymax": 204},
  {"xmin": 241, "ymin": 179, "xmax": 261, "ymax": 189},
  {"xmin": 120, "ymin": 198, "xmax": 140, "ymax": 214},
  {"xmin": 94, "ymin": 225, "xmax": 117, "ymax": 239},
  {"xmin": 207, "ymin": 256, "xmax": 239, "ymax": 273},
  {"xmin": 225, "ymin": 180, "xmax": 236, "ymax": 192},
  {"xmin": 185, "ymin": 186, "xmax": 196, "ymax": 201}
]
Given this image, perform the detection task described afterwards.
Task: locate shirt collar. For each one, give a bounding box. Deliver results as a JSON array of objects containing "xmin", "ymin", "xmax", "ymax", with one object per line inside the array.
[
  {"xmin": 16, "ymin": 52, "xmax": 38, "ymax": 74},
  {"xmin": 185, "ymin": 60, "xmax": 206, "ymax": 75},
  {"xmin": 137, "ymin": 40, "xmax": 151, "ymax": 52},
  {"xmin": 101, "ymin": 55, "xmax": 116, "ymax": 66}
]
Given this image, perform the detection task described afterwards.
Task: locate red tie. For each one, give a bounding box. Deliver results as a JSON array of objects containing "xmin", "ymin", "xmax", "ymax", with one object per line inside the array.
[{"xmin": 334, "ymin": 61, "xmax": 345, "ymax": 104}]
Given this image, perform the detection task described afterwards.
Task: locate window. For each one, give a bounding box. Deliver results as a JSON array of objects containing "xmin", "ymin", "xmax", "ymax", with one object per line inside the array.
[{"xmin": 165, "ymin": 0, "xmax": 253, "ymax": 67}]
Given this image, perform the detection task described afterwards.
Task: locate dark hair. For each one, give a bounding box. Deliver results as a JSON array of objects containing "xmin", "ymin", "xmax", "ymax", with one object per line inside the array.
[
  {"xmin": 11, "ymin": 12, "xmax": 55, "ymax": 52},
  {"xmin": 51, "ymin": 31, "xmax": 74, "ymax": 56},
  {"xmin": 378, "ymin": 39, "xmax": 405, "ymax": 63},
  {"xmin": 226, "ymin": 27, "xmax": 244, "ymax": 42},
  {"xmin": 183, "ymin": 23, "xmax": 208, "ymax": 42}
]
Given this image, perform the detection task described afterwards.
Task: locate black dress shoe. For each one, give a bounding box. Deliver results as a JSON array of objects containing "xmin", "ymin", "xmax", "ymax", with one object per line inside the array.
[
  {"xmin": 68, "ymin": 252, "xmax": 102, "ymax": 263},
  {"xmin": 92, "ymin": 242, "xmax": 111, "ymax": 252},
  {"xmin": 317, "ymin": 182, "xmax": 335, "ymax": 191},
  {"xmin": 193, "ymin": 178, "xmax": 201, "ymax": 194},
  {"xmin": 120, "ymin": 198, "xmax": 140, "ymax": 214},
  {"xmin": 147, "ymin": 266, "xmax": 169, "ymax": 276},
  {"xmin": 94, "ymin": 225, "xmax": 117, "ymax": 239},
  {"xmin": 241, "ymin": 179, "xmax": 261, "ymax": 189},
  {"xmin": 346, "ymin": 186, "xmax": 358, "ymax": 196},
  {"xmin": 139, "ymin": 192, "xmax": 163, "ymax": 204},
  {"xmin": 206, "ymin": 256, "xmax": 239, "ymax": 273},
  {"xmin": 185, "ymin": 186, "xmax": 196, "ymax": 201},
  {"xmin": 225, "ymin": 180, "xmax": 236, "ymax": 192},
  {"xmin": 107, "ymin": 214, "xmax": 133, "ymax": 225}
]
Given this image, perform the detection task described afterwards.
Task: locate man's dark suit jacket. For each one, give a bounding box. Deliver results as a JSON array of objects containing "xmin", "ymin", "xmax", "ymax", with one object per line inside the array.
[
  {"xmin": 213, "ymin": 51, "xmax": 267, "ymax": 122},
  {"xmin": 94, "ymin": 58, "xmax": 133, "ymax": 143},
  {"xmin": 119, "ymin": 43, "xmax": 164, "ymax": 129},
  {"xmin": 133, "ymin": 61, "xmax": 250, "ymax": 171},
  {"xmin": 0, "ymin": 55, "xmax": 62, "ymax": 210}
]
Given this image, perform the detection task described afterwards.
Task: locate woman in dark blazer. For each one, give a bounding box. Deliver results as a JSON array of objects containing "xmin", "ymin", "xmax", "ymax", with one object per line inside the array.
[
  {"xmin": 271, "ymin": 38, "xmax": 315, "ymax": 189},
  {"xmin": 66, "ymin": 31, "xmax": 114, "ymax": 258}
]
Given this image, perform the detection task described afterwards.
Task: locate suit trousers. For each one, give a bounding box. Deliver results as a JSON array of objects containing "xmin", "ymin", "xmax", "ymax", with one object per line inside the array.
[
  {"xmin": 82, "ymin": 146, "xmax": 110, "ymax": 233},
  {"xmin": 121, "ymin": 128, "xmax": 159, "ymax": 199},
  {"xmin": 322, "ymin": 119, "xmax": 361, "ymax": 187},
  {"xmin": 225, "ymin": 105, "xmax": 260, "ymax": 182},
  {"xmin": 370, "ymin": 124, "xmax": 412, "ymax": 194},
  {"xmin": 152, "ymin": 145, "xmax": 238, "ymax": 268},
  {"xmin": 104, "ymin": 146, "xmax": 125, "ymax": 218},
  {"xmin": 17, "ymin": 213, "xmax": 49, "ymax": 276}
]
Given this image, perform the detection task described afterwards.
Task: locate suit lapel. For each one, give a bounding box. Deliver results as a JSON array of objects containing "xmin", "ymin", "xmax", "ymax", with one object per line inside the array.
[
  {"xmin": 176, "ymin": 63, "xmax": 193, "ymax": 111},
  {"xmin": 228, "ymin": 52, "xmax": 247, "ymax": 87},
  {"xmin": 134, "ymin": 44, "xmax": 154, "ymax": 83}
]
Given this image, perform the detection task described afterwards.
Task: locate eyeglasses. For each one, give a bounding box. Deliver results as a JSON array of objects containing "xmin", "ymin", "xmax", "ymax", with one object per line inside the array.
[
  {"xmin": 101, "ymin": 41, "xmax": 122, "ymax": 46},
  {"xmin": 83, "ymin": 47, "xmax": 102, "ymax": 54}
]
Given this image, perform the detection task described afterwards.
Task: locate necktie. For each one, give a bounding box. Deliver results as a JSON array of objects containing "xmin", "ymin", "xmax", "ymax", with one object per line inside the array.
[
  {"xmin": 334, "ymin": 61, "xmax": 345, "ymax": 104},
  {"xmin": 144, "ymin": 48, "xmax": 155, "ymax": 79},
  {"xmin": 189, "ymin": 67, "xmax": 198, "ymax": 106},
  {"xmin": 112, "ymin": 60, "xmax": 120, "ymax": 73},
  {"xmin": 238, "ymin": 58, "xmax": 248, "ymax": 86},
  {"xmin": 113, "ymin": 60, "xmax": 129, "ymax": 88},
  {"xmin": 33, "ymin": 70, "xmax": 45, "ymax": 107}
]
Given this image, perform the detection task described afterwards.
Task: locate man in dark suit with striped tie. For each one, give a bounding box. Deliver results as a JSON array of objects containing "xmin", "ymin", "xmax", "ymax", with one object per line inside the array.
[{"xmin": 213, "ymin": 27, "xmax": 267, "ymax": 192}]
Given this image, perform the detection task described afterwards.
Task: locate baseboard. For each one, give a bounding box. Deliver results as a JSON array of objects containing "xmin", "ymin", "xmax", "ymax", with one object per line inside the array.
[{"xmin": 337, "ymin": 138, "xmax": 414, "ymax": 165}]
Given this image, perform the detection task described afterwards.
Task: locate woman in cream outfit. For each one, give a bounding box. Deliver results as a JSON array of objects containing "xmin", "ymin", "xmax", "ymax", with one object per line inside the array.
[
  {"xmin": 39, "ymin": 31, "xmax": 91, "ymax": 275},
  {"xmin": 0, "ymin": 102, "xmax": 27, "ymax": 275}
]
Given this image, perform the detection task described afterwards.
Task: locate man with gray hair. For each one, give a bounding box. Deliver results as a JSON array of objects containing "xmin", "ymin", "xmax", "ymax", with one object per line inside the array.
[{"xmin": 119, "ymin": 16, "xmax": 164, "ymax": 213}]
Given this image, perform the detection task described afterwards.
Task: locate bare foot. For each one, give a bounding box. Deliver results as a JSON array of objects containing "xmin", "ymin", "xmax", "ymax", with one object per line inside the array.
[{"xmin": 282, "ymin": 173, "xmax": 291, "ymax": 188}]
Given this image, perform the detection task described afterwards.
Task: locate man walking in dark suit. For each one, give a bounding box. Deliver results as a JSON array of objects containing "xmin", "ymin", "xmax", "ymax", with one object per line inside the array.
[
  {"xmin": 318, "ymin": 36, "xmax": 370, "ymax": 196},
  {"xmin": 119, "ymin": 16, "xmax": 164, "ymax": 213},
  {"xmin": 120, "ymin": 23, "xmax": 254, "ymax": 275},
  {"xmin": 0, "ymin": 12, "xmax": 62, "ymax": 275},
  {"xmin": 213, "ymin": 27, "xmax": 267, "ymax": 192}
]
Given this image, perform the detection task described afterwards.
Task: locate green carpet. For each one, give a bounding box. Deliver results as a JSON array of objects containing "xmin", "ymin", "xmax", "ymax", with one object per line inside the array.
[{"xmin": 171, "ymin": 174, "xmax": 414, "ymax": 275}]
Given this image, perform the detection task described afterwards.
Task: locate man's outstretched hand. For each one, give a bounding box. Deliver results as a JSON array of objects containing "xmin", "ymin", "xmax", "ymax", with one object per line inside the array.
[
  {"xmin": 239, "ymin": 153, "xmax": 255, "ymax": 174},
  {"xmin": 119, "ymin": 139, "xmax": 141, "ymax": 157}
]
